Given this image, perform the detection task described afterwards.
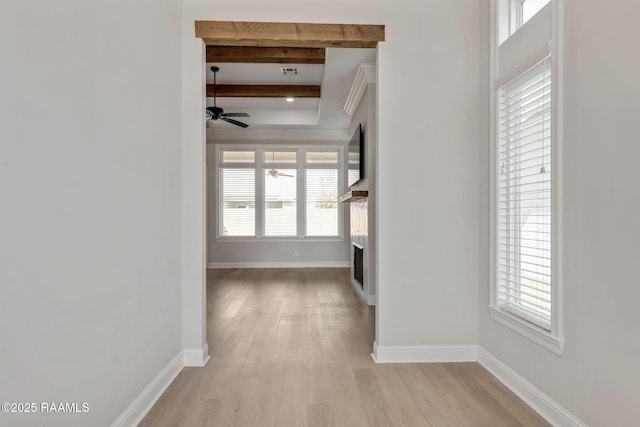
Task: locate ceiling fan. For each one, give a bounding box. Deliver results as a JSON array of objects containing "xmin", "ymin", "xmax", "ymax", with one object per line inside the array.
[
  {"xmin": 268, "ymin": 152, "xmax": 294, "ymax": 178},
  {"xmin": 268, "ymin": 168, "xmax": 294, "ymax": 178},
  {"xmin": 206, "ymin": 66, "xmax": 250, "ymax": 128}
]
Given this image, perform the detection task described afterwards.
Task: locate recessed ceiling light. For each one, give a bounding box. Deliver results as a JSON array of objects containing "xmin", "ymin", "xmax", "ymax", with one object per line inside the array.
[{"xmin": 286, "ymin": 97, "xmax": 294, "ymax": 102}]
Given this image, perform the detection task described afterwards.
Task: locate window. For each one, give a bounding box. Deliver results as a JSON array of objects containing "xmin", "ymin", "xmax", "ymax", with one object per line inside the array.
[
  {"xmin": 222, "ymin": 151, "xmax": 255, "ymax": 163},
  {"xmin": 306, "ymin": 169, "xmax": 338, "ymax": 236},
  {"xmin": 305, "ymin": 151, "xmax": 340, "ymax": 237},
  {"xmin": 216, "ymin": 145, "xmax": 344, "ymax": 239},
  {"xmin": 497, "ymin": 56, "xmax": 552, "ymax": 330},
  {"xmin": 499, "ymin": 0, "xmax": 551, "ymax": 44},
  {"xmin": 523, "ymin": 0, "xmax": 550, "ymax": 24},
  {"xmin": 220, "ymin": 169, "xmax": 255, "ymax": 236},
  {"xmin": 306, "ymin": 151, "xmax": 338, "ymax": 164},
  {"xmin": 491, "ymin": 0, "xmax": 562, "ymax": 354},
  {"xmin": 264, "ymin": 168, "xmax": 297, "ymax": 236},
  {"xmin": 265, "ymin": 151, "xmax": 297, "ymax": 164}
]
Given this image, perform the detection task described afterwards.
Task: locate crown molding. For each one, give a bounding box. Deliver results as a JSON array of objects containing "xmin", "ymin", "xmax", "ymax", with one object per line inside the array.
[{"xmin": 344, "ymin": 63, "xmax": 376, "ymax": 117}]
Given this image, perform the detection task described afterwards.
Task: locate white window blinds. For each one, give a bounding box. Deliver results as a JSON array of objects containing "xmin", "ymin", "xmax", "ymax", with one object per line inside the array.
[
  {"xmin": 264, "ymin": 169, "xmax": 297, "ymax": 236},
  {"xmin": 217, "ymin": 146, "xmax": 343, "ymax": 239},
  {"xmin": 306, "ymin": 169, "xmax": 338, "ymax": 236},
  {"xmin": 220, "ymin": 169, "xmax": 255, "ymax": 236},
  {"xmin": 497, "ymin": 56, "xmax": 552, "ymax": 330}
]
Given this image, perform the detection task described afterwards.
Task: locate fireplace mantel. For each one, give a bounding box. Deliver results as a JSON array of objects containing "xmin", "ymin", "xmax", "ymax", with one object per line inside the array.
[{"xmin": 339, "ymin": 190, "xmax": 368, "ymax": 203}]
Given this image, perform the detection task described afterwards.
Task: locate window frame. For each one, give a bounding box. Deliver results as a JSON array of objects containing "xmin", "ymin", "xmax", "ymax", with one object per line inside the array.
[
  {"xmin": 498, "ymin": 0, "xmax": 523, "ymax": 44},
  {"xmin": 489, "ymin": 0, "xmax": 564, "ymax": 355},
  {"xmin": 499, "ymin": 0, "xmax": 552, "ymax": 45},
  {"xmin": 214, "ymin": 143, "xmax": 346, "ymax": 242}
]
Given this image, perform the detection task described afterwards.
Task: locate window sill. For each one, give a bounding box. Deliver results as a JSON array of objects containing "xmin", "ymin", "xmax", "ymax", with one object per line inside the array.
[{"xmin": 488, "ymin": 305, "xmax": 564, "ymax": 355}]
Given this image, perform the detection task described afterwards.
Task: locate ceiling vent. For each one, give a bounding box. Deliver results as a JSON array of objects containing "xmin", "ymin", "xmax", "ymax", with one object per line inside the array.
[{"xmin": 280, "ymin": 67, "xmax": 299, "ymax": 75}]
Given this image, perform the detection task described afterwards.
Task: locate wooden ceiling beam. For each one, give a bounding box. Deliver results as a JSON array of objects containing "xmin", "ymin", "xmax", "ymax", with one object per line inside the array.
[
  {"xmin": 206, "ymin": 46, "xmax": 326, "ymax": 64},
  {"xmin": 207, "ymin": 84, "xmax": 321, "ymax": 98},
  {"xmin": 195, "ymin": 21, "xmax": 385, "ymax": 48}
]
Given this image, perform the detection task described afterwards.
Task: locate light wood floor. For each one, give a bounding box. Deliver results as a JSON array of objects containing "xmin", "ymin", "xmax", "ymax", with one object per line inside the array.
[{"xmin": 140, "ymin": 268, "xmax": 549, "ymax": 427}]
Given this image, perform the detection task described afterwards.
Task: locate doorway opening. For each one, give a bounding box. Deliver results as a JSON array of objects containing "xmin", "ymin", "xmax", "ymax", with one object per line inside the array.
[{"xmin": 193, "ymin": 20, "xmax": 385, "ymax": 364}]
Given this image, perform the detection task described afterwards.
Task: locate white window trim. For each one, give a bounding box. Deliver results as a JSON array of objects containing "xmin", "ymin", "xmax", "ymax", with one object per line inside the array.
[
  {"xmin": 214, "ymin": 143, "xmax": 346, "ymax": 242},
  {"xmin": 489, "ymin": 0, "xmax": 564, "ymax": 355},
  {"xmin": 511, "ymin": 0, "xmax": 525, "ymax": 36},
  {"xmin": 498, "ymin": 0, "xmax": 524, "ymax": 44}
]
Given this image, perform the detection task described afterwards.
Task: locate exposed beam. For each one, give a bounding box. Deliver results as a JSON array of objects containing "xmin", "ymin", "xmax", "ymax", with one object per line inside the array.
[
  {"xmin": 206, "ymin": 84, "xmax": 321, "ymax": 98},
  {"xmin": 206, "ymin": 46, "xmax": 326, "ymax": 64},
  {"xmin": 195, "ymin": 21, "xmax": 385, "ymax": 48}
]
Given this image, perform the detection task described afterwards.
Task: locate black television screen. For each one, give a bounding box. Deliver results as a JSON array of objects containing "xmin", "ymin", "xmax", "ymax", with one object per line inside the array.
[{"xmin": 347, "ymin": 124, "xmax": 364, "ymax": 187}]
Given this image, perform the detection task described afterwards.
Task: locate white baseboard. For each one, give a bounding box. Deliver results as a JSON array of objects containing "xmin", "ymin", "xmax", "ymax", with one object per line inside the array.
[
  {"xmin": 207, "ymin": 261, "xmax": 350, "ymax": 269},
  {"xmin": 370, "ymin": 344, "xmax": 586, "ymax": 425},
  {"xmin": 367, "ymin": 294, "xmax": 376, "ymax": 306},
  {"xmin": 111, "ymin": 344, "xmax": 210, "ymax": 426},
  {"xmin": 372, "ymin": 344, "xmax": 478, "ymax": 363},
  {"xmin": 478, "ymin": 348, "xmax": 587, "ymax": 427},
  {"xmin": 110, "ymin": 351, "xmax": 183, "ymax": 427},
  {"xmin": 183, "ymin": 342, "xmax": 210, "ymax": 367}
]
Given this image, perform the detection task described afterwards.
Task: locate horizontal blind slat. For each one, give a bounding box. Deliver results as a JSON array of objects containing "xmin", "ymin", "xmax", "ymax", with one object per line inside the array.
[
  {"xmin": 497, "ymin": 292, "xmax": 551, "ymax": 310},
  {"xmin": 497, "ymin": 263, "xmax": 551, "ymax": 279},
  {"xmin": 499, "ymin": 282, "xmax": 551, "ymax": 296}
]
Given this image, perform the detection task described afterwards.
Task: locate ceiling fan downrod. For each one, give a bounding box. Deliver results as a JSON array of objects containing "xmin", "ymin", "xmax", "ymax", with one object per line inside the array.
[{"xmin": 211, "ymin": 66, "xmax": 219, "ymax": 108}]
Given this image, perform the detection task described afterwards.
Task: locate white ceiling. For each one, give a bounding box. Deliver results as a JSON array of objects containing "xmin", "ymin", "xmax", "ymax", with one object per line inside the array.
[
  {"xmin": 206, "ymin": 47, "xmax": 376, "ymax": 138},
  {"xmin": 206, "ymin": 63, "xmax": 325, "ymax": 85}
]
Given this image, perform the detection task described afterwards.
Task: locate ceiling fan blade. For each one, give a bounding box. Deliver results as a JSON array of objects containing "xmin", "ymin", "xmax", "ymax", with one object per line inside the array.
[
  {"xmin": 221, "ymin": 117, "xmax": 249, "ymax": 128},
  {"xmin": 277, "ymin": 173, "xmax": 294, "ymax": 177},
  {"xmin": 220, "ymin": 112, "xmax": 250, "ymax": 118}
]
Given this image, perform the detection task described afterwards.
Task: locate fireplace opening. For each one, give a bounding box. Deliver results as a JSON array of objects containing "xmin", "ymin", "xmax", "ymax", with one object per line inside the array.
[{"xmin": 353, "ymin": 243, "xmax": 364, "ymax": 290}]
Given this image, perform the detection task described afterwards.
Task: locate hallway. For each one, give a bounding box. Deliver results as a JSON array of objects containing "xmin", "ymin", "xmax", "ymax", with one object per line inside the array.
[{"xmin": 140, "ymin": 268, "xmax": 548, "ymax": 426}]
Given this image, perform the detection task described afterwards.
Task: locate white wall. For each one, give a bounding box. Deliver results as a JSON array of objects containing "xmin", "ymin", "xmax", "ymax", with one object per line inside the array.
[
  {"xmin": 208, "ymin": 241, "xmax": 350, "ymax": 266},
  {"xmin": 0, "ymin": 1, "xmax": 183, "ymax": 426},
  {"xmin": 206, "ymin": 141, "xmax": 350, "ymax": 267},
  {"xmin": 181, "ymin": 7, "xmax": 208, "ymax": 364},
  {"xmin": 182, "ymin": 0, "xmax": 481, "ymax": 351},
  {"xmin": 479, "ymin": 1, "xmax": 640, "ymax": 425}
]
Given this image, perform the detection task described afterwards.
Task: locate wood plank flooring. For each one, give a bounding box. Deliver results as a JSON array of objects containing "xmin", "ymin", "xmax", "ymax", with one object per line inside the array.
[{"xmin": 140, "ymin": 268, "xmax": 549, "ymax": 427}]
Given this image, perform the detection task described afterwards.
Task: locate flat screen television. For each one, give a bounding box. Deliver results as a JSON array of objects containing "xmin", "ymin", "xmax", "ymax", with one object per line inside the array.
[{"xmin": 347, "ymin": 124, "xmax": 364, "ymax": 187}]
